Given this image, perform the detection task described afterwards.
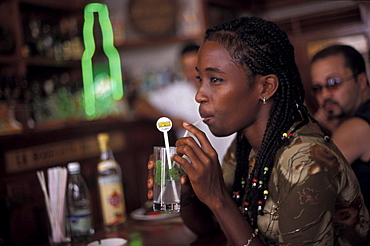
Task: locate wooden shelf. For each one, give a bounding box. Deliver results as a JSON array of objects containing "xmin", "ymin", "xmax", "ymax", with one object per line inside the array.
[
  {"xmin": 115, "ymin": 36, "xmax": 203, "ymax": 50},
  {"xmin": 0, "ymin": 54, "xmax": 20, "ymax": 65},
  {"xmin": 19, "ymin": 0, "xmax": 86, "ymax": 11},
  {"xmin": 25, "ymin": 56, "xmax": 81, "ymax": 67},
  {"xmin": 0, "ymin": 55, "xmax": 81, "ymax": 68}
]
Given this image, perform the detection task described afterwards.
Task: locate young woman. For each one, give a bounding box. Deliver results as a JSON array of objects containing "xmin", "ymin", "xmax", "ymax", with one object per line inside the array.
[{"xmin": 147, "ymin": 17, "xmax": 369, "ymax": 245}]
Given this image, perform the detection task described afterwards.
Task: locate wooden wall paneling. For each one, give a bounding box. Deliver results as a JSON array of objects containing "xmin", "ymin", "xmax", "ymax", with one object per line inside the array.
[
  {"xmin": 359, "ymin": 3, "xmax": 370, "ymax": 56},
  {"xmin": 3, "ymin": 169, "xmax": 49, "ymax": 245}
]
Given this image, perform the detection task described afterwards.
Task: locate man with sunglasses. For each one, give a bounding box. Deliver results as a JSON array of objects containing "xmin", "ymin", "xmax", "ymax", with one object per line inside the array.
[{"xmin": 310, "ymin": 44, "xmax": 370, "ymax": 211}]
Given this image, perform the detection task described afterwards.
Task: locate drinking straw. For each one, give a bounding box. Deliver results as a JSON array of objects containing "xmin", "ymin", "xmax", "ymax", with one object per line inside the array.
[
  {"xmin": 183, "ymin": 118, "xmax": 204, "ymax": 138},
  {"xmin": 48, "ymin": 168, "xmax": 59, "ymax": 242},
  {"xmin": 161, "ymin": 148, "xmax": 166, "ymax": 205},
  {"xmin": 56, "ymin": 167, "xmax": 67, "ymax": 241},
  {"xmin": 36, "ymin": 171, "xmax": 53, "ymax": 231},
  {"xmin": 37, "ymin": 167, "xmax": 68, "ymax": 243}
]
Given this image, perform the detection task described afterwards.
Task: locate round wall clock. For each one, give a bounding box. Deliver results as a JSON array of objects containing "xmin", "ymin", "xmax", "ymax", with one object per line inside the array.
[{"xmin": 128, "ymin": 0, "xmax": 178, "ymax": 38}]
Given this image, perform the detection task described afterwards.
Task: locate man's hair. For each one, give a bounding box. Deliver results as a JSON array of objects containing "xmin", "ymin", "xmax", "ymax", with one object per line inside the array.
[
  {"xmin": 180, "ymin": 43, "xmax": 200, "ymax": 57},
  {"xmin": 311, "ymin": 44, "xmax": 366, "ymax": 77}
]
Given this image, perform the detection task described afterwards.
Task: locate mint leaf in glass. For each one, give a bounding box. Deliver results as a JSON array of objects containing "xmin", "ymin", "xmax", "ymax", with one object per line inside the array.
[{"xmin": 154, "ymin": 160, "xmax": 183, "ymax": 186}]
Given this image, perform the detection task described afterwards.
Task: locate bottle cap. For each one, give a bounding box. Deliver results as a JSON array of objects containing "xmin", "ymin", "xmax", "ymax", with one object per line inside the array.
[
  {"xmin": 67, "ymin": 162, "xmax": 81, "ymax": 173},
  {"xmin": 97, "ymin": 132, "xmax": 109, "ymax": 143},
  {"xmin": 97, "ymin": 133, "xmax": 109, "ymax": 150}
]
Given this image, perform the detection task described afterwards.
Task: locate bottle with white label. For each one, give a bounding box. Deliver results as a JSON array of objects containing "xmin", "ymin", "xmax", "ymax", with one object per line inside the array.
[
  {"xmin": 97, "ymin": 133, "xmax": 126, "ymax": 231},
  {"xmin": 66, "ymin": 162, "xmax": 94, "ymax": 242}
]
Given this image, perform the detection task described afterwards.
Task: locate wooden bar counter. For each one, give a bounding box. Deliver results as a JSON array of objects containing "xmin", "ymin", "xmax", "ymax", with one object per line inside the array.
[
  {"xmin": 79, "ymin": 215, "xmax": 227, "ymax": 246},
  {"xmin": 85, "ymin": 216, "xmax": 197, "ymax": 246}
]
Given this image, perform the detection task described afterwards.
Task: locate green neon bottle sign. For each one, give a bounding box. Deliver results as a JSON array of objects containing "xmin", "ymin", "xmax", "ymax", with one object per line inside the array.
[{"xmin": 82, "ymin": 3, "xmax": 124, "ymax": 117}]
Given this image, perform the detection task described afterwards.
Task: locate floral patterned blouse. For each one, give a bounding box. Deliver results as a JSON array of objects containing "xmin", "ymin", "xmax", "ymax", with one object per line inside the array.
[{"xmin": 222, "ymin": 124, "xmax": 369, "ymax": 245}]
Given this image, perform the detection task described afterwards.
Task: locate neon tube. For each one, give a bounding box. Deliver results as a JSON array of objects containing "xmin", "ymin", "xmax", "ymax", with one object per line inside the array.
[{"xmin": 82, "ymin": 3, "xmax": 124, "ymax": 117}]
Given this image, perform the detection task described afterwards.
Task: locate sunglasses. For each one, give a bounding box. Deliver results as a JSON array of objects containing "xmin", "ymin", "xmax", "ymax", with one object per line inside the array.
[{"xmin": 311, "ymin": 74, "xmax": 357, "ymax": 94}]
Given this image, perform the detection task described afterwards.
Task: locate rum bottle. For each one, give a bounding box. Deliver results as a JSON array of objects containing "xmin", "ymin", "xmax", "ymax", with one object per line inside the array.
[{"xmin": 97, "ymin": 133, "xmax": 126, "ymax": 231}]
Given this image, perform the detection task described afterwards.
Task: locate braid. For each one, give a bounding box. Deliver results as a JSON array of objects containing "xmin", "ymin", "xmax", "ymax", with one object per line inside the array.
[
  {"xmin": 233, "ymin": 131, "xmax": 251, "ymax": 207},
  {"xmin": 205, "ymin": 17, "xmax": 311, "ymax": 229}
]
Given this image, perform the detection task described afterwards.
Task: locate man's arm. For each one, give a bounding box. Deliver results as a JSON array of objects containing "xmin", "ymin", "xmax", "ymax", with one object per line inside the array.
[{"xmin": 332, "ymin": 117, "xmax": 370, "ymax": 164}]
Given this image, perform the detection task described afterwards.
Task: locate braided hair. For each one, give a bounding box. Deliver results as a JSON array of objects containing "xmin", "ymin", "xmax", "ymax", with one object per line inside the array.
[{"xmin": 204, "ymin": 17, "xmax": 312, "ymax": 229}]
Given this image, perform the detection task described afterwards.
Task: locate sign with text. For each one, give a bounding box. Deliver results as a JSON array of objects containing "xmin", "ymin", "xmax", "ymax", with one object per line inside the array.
[{"xmin": 5, "ymin": 132, "xmax": 125, "ymax": 173}]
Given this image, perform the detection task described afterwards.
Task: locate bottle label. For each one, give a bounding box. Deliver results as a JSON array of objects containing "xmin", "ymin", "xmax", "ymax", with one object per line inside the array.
[
  {"xmin": 69, "ymin": 209, "xmax": 92, "ymax": 233},
  {"xmin": 97, "ymin": 160, "xmax": 117, "ymax": 172},
  {"xmin": 98, "ymin": 175, "xmax": 126, "ymax": 226}
]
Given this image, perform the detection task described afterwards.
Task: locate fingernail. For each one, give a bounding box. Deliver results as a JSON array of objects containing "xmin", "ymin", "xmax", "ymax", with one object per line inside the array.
[{"xmin": 183, "ymin": 122, "xmax": 190, "ymax": 126}]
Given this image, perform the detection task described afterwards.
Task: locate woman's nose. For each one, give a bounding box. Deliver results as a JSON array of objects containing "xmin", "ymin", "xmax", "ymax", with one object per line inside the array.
[{"xmin": 195, "ymin": 83, "xmax": 207, "ymax": 104}]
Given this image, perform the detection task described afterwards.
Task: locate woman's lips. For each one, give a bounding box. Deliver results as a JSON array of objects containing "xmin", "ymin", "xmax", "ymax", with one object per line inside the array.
[
  {"xmin": 201, "ymin": 116, "xmax": 212, "ymax": 124},
  {"xmin": 199, "ymin": 108, "xmax": 212, "ymax": 123}
]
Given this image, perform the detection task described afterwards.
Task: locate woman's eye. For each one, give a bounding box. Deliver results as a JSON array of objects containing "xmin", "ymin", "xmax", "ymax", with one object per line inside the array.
[
  {"xmin": 210, "ymin": 77, "xmax": 223, "ymax": 83},
  {"xmin": 196, "ymin": 76, "xmax": 202, "ymax": 82}
]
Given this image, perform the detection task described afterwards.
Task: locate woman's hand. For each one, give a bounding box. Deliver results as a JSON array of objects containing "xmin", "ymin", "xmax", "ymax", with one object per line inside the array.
[
  {"xmin": 147, "ymin": 154, "xmax": 155, "ymax": 200},
  {"xmin": 173, "ymin": 122, "xmax": 227, "ymax": 208}
]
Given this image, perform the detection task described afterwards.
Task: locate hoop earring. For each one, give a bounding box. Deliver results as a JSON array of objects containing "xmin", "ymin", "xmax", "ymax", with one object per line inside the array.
[{"xmin": 262, "ymin": 97, "xmax": 267, "ymax": 105}]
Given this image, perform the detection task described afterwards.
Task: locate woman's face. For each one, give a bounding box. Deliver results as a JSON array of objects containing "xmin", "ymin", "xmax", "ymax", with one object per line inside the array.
[{"xmin": 196, "ymin": 41, "xmax": 263, "ymax": 137}]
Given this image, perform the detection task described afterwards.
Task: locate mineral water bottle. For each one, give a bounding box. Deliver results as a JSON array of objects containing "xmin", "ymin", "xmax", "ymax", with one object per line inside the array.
[
  {"xmin": 66, "ymin": 162, "xmax": 95, "ymax": 242},
  {"xmin": 97, "ymin": 133, "xmax": 126, "ymax": 231}
]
